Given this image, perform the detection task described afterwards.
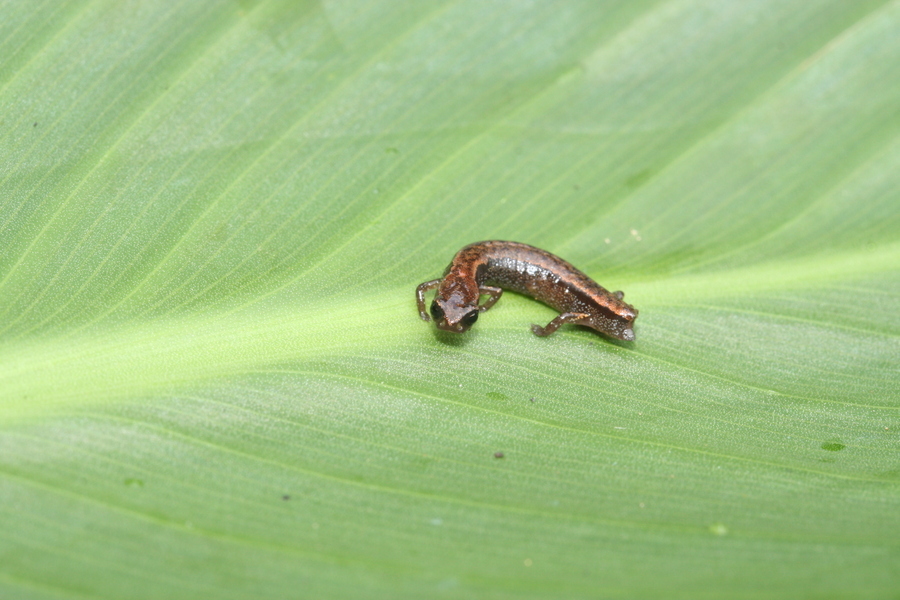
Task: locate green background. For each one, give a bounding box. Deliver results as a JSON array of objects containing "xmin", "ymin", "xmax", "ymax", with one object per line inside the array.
[{"xmin": 1, "ymin": 1, "xmax": 898, "ymax": 598}]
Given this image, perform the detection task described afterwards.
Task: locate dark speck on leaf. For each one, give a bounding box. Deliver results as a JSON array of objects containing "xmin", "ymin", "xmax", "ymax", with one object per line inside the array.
[
  {"xmin": 494, "ymin": 452, "xmax": 504, "ymax": 459},
  {"xmin": 282, "ymin": 495, "xmax": 291, "ymax": 501}
]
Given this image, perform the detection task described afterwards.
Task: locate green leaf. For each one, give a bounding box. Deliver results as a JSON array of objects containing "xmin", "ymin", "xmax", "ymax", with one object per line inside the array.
[{"xmin": 1, "ymin": 1, "xmax": 898, "ymax": 598}]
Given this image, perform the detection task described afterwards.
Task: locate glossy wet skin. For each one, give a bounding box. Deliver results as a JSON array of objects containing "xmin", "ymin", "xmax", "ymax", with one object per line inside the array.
[{"xmin": 416, "ymin": 241, "xmax": 638, "ymax": 340}]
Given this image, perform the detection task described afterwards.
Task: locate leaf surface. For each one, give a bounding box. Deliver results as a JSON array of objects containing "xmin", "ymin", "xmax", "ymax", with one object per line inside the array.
[{"xmin": 1, "ymin": 1, "xmax": 898, "ymax": 599}]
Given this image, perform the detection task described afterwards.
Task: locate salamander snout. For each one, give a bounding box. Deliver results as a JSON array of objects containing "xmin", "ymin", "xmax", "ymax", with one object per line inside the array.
[{"xmin": 430, "ymin": 299, "xmax": 479, "ymax": 333}]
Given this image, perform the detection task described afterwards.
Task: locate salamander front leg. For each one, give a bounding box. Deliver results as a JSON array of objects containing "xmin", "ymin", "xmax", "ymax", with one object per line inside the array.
[
  {"xmin": 416, "ymin": 279, "xmax": 441, "ymax": 321},
  {"xmin": 531, "ymin": 312, "xmax": 591, "ymax": 337},
  {"xmin": 478, "ymin": 286, "xmax": 503, "ymax": 312}
]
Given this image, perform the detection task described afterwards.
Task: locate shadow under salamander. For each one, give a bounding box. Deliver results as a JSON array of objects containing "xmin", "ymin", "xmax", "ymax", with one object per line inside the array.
[
  {"xmin": 430, "ymin": 328, "xmax": 473, "ymax": 347},
  {"xmin": 429, "ymin": 322, "xmax": 635, "ymax": 349}
]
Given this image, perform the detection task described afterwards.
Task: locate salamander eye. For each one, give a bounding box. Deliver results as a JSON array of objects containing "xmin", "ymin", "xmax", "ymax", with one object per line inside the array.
[
  {"xmin": 430, "ymin": 301, "xmax": 445, "ymax": 321},
  {"xmin": 460, "ymin": 310, "xmax": 479, "ymax": 327}
]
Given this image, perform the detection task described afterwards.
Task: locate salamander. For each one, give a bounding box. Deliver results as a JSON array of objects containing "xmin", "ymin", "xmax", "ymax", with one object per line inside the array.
[{"xmin": 416, "ymin": 241, "xmax": 638, "ymax": 341}]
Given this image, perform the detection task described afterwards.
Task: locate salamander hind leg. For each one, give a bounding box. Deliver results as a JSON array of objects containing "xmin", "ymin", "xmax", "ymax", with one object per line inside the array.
[
  {"xmin": 530, "ymin": 312, "xmax": 591, "ymax": 337},
  {"xmin": 478, "ymin": 286, "xmax": 503, "ymax": 311}
]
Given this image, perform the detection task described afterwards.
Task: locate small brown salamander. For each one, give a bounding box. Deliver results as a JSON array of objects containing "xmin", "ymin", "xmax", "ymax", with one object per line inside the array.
[{"xmin": 416, "ymin": 241, "xmax": 638, "ymax": 341}]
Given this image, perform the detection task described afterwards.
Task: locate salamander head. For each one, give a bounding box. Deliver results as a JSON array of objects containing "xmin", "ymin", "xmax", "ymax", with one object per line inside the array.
[{"xmin": 430, "ymin": 292, "xmax": 480, "ymax": 333}]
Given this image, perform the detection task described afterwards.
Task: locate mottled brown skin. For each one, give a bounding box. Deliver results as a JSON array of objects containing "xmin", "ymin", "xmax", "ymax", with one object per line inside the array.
[{"xmin": 416, "ymin": 241, "xmax": 638, "ymax": 341}]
